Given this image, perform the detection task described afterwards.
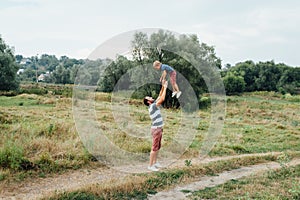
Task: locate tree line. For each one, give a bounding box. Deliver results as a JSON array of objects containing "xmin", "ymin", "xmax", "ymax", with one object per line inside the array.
[
  {"xmin": 96, "ymin": 31, "xmax": 300, "ymax": 100},
  {"xmin": 15, "ymin": 54, "xmax": 84, "ymax": 84},
  {"xmin": 0, "ymin": 32, "xmax": 299, "ymax": 100},
  {"xmin": 222, "ymin": 61, "xmax": 300, "ymax": 95}
]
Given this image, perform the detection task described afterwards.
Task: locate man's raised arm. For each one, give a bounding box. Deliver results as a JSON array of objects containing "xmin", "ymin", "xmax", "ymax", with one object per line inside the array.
[{"xmin": 156, "ymin": 81, "xmax": 168, "ymax": 106}]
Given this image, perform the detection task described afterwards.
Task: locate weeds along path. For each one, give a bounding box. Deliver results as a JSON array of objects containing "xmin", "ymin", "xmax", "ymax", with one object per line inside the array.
[
  {"xmin": 0, "ymin": 152, "xmax": 288, "ymax": 200},
  {"xmin": 171, "ymin": 152, "xmax": 283, "ymax": 167},
  {"xmin": 149, "ymin": 158, "xmax": 300, "ymax": 200}
]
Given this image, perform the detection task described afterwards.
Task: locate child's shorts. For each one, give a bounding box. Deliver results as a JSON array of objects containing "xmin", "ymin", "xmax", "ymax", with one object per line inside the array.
[{"xmin": 170, "ymin": 71, "xmax": 177, "ymax": 86}]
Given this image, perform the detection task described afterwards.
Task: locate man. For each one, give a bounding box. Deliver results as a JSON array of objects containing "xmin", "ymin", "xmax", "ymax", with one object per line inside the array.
[{"xmin": 143, "ymin": 80, "xmax": 168, "ymax": 171}]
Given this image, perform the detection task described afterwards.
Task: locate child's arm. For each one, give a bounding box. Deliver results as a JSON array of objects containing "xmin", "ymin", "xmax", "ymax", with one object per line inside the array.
[{"xmin": 160, "ymin": 70, "xmax": 167, "ymax": 82}]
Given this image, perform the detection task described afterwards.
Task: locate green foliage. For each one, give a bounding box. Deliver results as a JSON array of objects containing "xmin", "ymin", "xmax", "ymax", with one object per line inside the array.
[
  {"xmin": 185, "ymin": 159, "xmax": 192, "ymax": 167},
  {"xmin": 0, "ymin": 35, "xmax": 20, "ymax": 91},
  {"xmin": 0, "ymin": 142, "xmax": 28, "ymax": 170},
  {"xmin": 52, "ymin": 65, "xmax": 71, "ymax": 84},
  {"xmin": 131, "ymin": 32, "xmax": 149, "ymax": 63},
  {"xmin": 50, "ymin": 156, "xmax": 279, "ymax": 200},
  {"xmin": 131, "ymin": 30, "xmax": 220, "ymax": 97},
  {"xmin": 19, "ymin": 83, "xmax": 72, "ymax": 97},
  {"xmin": 198, "ymin": 96, "xmax": 211, "ymax": 109},
  {"xmin": 191, "ymin": 164, "xmax": 300, "ymax": 200},
  {"xmin": 20, "ymin": 87, "xmax": 48, "ymax": 95},
  {"xmin": 282, "ymin": 93, "xmax": 300, "ymax": 102},
  {"xmin": 52, "ymin": 190, "xmax": 149, "ymax": 200},
  {"xmin": 17, "ymin": 54, "xmax": 85, "ymax": 84},
  {"xmin": 50, "ymin": 192, "xmax": 102, "ymax": 200},
  {"xmin": 222, "ymin": 60, "xmax": 300, "ymax": 95},
  {"xmin": 223, "ymin": 73, "xmax": 246, "ymax": 95},
  {"xmin": 0, "ymin": 96, "xmax": 40, "ymax": 107},
  {"xmin": 100, "ymin": 30, "xmax": 222, "ymax": 109},
  {"xmin": 278, "ymin": 67, "xmax": 300, "ymax": 94},
  {"xmin": 255, "ymin": 61, "xmax": 284, "ymax": 91},
  {"xmin": 289, "ymin": 181, "xmax": 300, "ymax": 200},
  {"xmin": 98, "ymin": 56, "xmax": 133, "ymax": 92},
  {"xmin": 146, "ymin": 170, "xmax": 186, "ymax": 188},
  {"xmin": 209, "ymin": 92, "xmax": 300, "ymax": 156},
  {"xmin": 39, "ymin": 54, "xmax": 60, "ymax": 71},
  {"xmin": 131, "ymin": 84, "xmax": 159, "ymax": 100},
  {"xmin": 229, "ymin": 144, "xmax": 250, "ymax": 154},
  {"xmin": 35, "ymin": 152, "xmax": 57, "ymax": 173},
  {"xmin": 267, "ymin": 152, "xmax": 292, "ymax": 179},
  {"xmin": 112, "ymin": 190, "xmax": 148, "ymax": 200},
  {"xmin": 0, "ymin": 171, "xmax": 8, "ymax": 181},
  {"xmin": 94, "ymin": 30, "xmax": 221, "ymax": 110}
]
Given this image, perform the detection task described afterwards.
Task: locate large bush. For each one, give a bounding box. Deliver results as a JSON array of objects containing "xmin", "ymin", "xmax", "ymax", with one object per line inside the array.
[
  {"xmin": 223, "ymin": 74, "xmax": 246, "ymax": 95},
  {"xmin": 0, "ymin": 36, "xmax": 19, "ymax": 91}
]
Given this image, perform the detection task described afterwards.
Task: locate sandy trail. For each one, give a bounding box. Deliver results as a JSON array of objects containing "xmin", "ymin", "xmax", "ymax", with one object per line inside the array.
[
  {"xmin": 149, "ymin": 158, "xmax": 300, "ymax": 200},
  {"xmin": 0, "ymin": 152, "xmax": 286, "ymax": 200}
]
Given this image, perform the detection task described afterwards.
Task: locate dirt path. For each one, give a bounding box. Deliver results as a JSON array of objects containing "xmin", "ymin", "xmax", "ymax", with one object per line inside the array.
[
  {"xmin": 149, "ymin": 158, "xmax": 300, "ymax": 200},
  {"xmin": 0, "ymin": 152, "xmax": 285, "ymax": 200}
]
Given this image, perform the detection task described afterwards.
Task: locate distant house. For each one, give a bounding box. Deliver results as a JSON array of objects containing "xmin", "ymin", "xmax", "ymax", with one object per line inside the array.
[
  {"xmin": 17, "ymin": 69, "xmax": 25, "ymax": 75},
  {"xmin": 37, "ymin": 71, "xmax": 51, "ymax": 82},
  {"xmin": 38, "ymin": 74, "xmax": 45, "ymax": 82},
  {"xmin": 20, "ymin": 58, "xmax": 32, "ymax": 65}
]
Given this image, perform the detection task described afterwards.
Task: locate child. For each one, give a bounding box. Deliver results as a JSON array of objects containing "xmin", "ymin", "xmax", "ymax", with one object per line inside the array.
[{"xmin": 153, "ymin": 61, "xmax": 182, "ymax": 98}]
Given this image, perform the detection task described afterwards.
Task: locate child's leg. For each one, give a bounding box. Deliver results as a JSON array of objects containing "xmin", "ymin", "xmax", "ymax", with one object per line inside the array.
[
  {"xmin": 170, "ymin": 71, "xmax": 178, "ymax": 92},
  {"xmin": 170, "ymin": 71, "xmax": 180, "ymax": 92},
  {"xmin": 174, "ymin": 82, "xmax": 180, "ymax": 92},
  {"xmin": 171, "ymin": 82, "xmax": 175, "ymax": 92}
]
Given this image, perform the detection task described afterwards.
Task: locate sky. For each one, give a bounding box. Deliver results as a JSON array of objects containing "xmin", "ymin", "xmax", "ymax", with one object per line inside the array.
[{"xmin": 1, "ymin": 0, "xmax": 300, "ymax": 66}]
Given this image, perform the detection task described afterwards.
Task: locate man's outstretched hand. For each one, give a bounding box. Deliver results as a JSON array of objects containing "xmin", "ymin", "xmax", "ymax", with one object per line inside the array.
[{"xmin": 160, "ymin": 77, "xmax": 166, "ymax": 82}]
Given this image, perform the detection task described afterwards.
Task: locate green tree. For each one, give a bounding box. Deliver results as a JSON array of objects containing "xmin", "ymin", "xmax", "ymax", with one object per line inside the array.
[
  {"xmin": 20, "ymin": 68, "xmax": 36, "ymax": 82},
  {"xmin": 15, "ymin": 55, "xmax": 23, "ymax": 63},
  {"xmin": 39, "ymin": 54, "xmax": 59, "ymax": 71},
  {"xmin": 255, "ymin": 61, "xmax": 283, "ymax": 91},
  {"xmin": 129, "ymin": 30, "xmax": 221, "ymax": 107},
  {"xmin": 0, "ymin": 36, "xmax": 19, "ymax": 91},
  {"xmin": 131, "ymin": 32, "xmax": 149, "ymax": 64},
  {"xmin": 223, "ymin": 60, "xmax": 294, "ymax": 93},
  {"xmin": 60, "ymin": 56, "xmax": 84, "ymax": 68},
  {"xmin": 277, "ymin": 67, "xmax": 300, "ymax": 94},
  {"xmin": 223, "ymin": 73, "xmax": 246, "ymax": 95},
  {"xmin": 70, "ymin": 64, "xmax": 80, "ymax": 84},
  {"xmin": 228, "ymin": 60, "xmax": 258, "ymax": 92},
  {"xmin": 52, "ymin": 64, "xmax": 65, "ymax": 84},
  {"xmin": 99, "ymin": 56, "xmax": 133, "ymax": 92}
]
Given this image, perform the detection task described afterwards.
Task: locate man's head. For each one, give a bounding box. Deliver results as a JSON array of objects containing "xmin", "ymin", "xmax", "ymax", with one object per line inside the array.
[
  {"xmin": 143, "ymin": 96, "xmax": 155, "ymax": 106},
  {"xmin": 153, "ymin": 60, "xmax": 161, "ymax": 70}
]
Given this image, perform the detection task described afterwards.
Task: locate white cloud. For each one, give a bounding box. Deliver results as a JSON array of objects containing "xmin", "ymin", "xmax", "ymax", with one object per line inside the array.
[{"xmin": 184, "ymin": 2, "xmax": 300, "ymax": 66}]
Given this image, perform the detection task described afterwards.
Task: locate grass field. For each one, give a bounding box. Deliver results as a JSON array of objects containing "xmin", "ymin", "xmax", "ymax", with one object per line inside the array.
[
  {"xmin": 0, "ymin": 93, "xmax": 95, "ymax": 182},
  {"xmin": 189, "ymin": 158, "xmax": 300, "ymax": 199},
  {"xmin": 208, "ymin": 92, "xmax": 300, "ymax": 156},
  {"xmin": 0, "ymin": 86, "xmax": 300, "ymax": 198}
]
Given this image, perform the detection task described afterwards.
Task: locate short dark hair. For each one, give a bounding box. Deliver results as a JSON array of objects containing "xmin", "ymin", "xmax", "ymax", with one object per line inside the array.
[{"xmin": 143, "ymin": 97, "xmax": 150, "ymax": 106}]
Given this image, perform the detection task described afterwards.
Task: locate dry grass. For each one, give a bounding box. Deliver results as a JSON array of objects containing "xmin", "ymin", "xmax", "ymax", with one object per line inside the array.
[
  {"xmin": 204, "ymin": 93, "xmax": 300, "ymax": 156},
  {"xmin": 1, "ymin": 89, "xmax": 299, "ymax": 185},
  {"xmin": 0, "ymin": 94, "xmax": 94, "ymax": 182},
  {"xmin": 47, "ymin": 153, "xmax": 290, "ymax": 200},
  {"xmin": 189, "ymin": 163, "xmax": 300, "ymax": 199}
]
